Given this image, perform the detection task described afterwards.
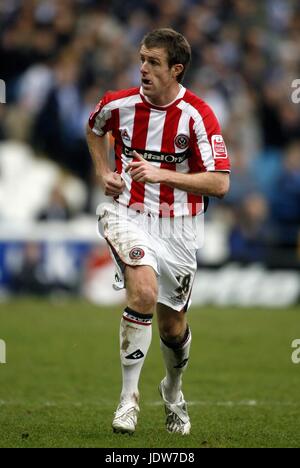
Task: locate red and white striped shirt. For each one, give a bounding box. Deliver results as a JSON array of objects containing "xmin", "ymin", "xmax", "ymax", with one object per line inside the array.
[{"xmin": 89, "ymin": 85, "xmax": 230, "ymax": 217}]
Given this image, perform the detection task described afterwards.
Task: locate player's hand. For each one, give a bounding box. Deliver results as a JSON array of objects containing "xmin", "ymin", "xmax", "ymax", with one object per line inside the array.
[
  {"xmin": 125, "ymin": 151, "xmax": 161, "ymax": 183},
  {"xmin": 99, "ymin": 172, "xmax": 125, "ymax": 197}
]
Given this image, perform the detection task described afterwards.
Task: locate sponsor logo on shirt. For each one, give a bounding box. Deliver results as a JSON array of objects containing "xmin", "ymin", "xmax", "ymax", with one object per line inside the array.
[
  {"xmin": 211, "ymin": 135, "xmax": 228, "ymax": 159},
  {"xmin": 123, "ymin": 145, "xmax": 190, "ymax": 164}
]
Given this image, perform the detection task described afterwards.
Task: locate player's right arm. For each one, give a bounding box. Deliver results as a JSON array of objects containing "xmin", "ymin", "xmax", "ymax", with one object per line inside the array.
[
  {"xmin": 86, "ymin": 120, "xmax": 124, "ymax": 198},
  {"xmin": 87, "ymin": 91, "xmax": 125, "ymax": 197},
  {"xmin": 86, "ymin": 127, "xmax": 124, "ymax": 197}
]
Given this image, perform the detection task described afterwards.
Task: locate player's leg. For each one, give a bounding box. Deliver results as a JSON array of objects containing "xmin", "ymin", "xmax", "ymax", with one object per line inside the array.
[
  {"xmin": 113, "ymin": 264, "xmax": 158, "ymax": 434},
  {"xmin": 120, "ymin": 264, "xmax": 157, "ymax": 403},
  {"xmin": 125, "ymin": 264, "xmax": 158, "ymax": 313},
  {"xmin": 97, "ymin": 204, "xmax": 159, "ymax": 432},
  {"xmin": 156, "ymin": 302, "xmax": 192, "ymax": 435},
  {"xmin": 157, "ymin": 302, "xmax": 191, "ymax": 402}
]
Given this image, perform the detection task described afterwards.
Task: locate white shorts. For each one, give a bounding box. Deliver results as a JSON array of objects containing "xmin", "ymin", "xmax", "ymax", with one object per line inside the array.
[{"xmin": 97, "ymin": 202, "xmax": 199, "ymax": 311}]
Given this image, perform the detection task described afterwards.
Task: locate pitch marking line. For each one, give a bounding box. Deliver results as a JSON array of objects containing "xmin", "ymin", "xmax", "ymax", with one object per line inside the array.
[{"xmin": 0, "ymin": 400, "xmax": 299, "ymax": 407}]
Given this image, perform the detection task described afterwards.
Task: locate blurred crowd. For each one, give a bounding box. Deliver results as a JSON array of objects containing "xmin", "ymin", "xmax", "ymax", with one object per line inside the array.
[{"xmin": 1, "ymin": 0, "xmax": 300, "ymax": 268}]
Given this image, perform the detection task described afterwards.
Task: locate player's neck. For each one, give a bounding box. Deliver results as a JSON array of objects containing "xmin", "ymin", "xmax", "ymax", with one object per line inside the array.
[{"xmin": 145, "ymin": 83, "xmax": 182, "ymax": 107}]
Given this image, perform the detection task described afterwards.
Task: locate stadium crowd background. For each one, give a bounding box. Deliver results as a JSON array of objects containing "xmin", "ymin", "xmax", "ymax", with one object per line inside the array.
[{"xmin": 0, "ymin": 0, "xmax": 300, "ymax": 299}]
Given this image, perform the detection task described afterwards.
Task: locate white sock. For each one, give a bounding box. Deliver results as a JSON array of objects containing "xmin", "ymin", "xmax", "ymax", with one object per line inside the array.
[
  {"xmin": 119, "ymin": 307, "xmax": 153, "ymax": 405},
  {"xmin": 160, "ymin": 326, "xmax": 191, "ymax": 403}
]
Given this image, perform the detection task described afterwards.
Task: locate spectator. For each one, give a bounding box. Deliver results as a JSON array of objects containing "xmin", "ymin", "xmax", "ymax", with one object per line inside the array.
[
  {"xmin": 10, "ymin": 242, "xmax": 49, "ymax": 296},
  {"xmin": 269, "ymin": 141, "xmax": 300, "ymax": 248},
  {"xmin": 229, "ymin": 193, "xmax": 272, "ymax": 263},
  {"xmin": 36, "ymin": 185, "xmax": 73, "ymax": 221}
]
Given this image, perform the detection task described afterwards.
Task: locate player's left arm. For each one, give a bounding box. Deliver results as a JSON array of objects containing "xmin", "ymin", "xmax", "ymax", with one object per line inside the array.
[
  {"xmin": 155, "ymin": 168, "xmax": 229, "ymax": 199},
  {"xmin": 126, "ymin": 153, "xmax": 230, "ymax": 198}
]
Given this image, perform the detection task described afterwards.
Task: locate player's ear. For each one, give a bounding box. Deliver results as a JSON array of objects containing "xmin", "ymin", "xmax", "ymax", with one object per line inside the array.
[{"xmin": 172, "ymin": 64, "xmax": 184, "ymax": 79}]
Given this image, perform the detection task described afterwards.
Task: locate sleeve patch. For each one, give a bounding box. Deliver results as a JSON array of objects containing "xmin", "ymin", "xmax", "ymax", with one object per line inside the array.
[{"xmin": 211, "ymin": 135, "xmax": 228, "ymax": 159}]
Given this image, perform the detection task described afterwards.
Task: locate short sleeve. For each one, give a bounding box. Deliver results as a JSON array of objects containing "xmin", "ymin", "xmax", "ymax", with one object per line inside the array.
[
  {"xmin": 201, "ymin": 108, "xmax": 231, "ymax": 172},
  {"xmin": 191, "ymin": 103, "xmax": 231, "ymax": 172},
  {"xmin": 88, "ymin": 93, "xmax": 113, "ymax": 136}
]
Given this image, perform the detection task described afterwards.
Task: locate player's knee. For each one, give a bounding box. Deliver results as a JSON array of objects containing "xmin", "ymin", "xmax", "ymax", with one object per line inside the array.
[
  {"xmin": 130, "ymin": 284, "xmax": 157, "ymax": 312},
  {"xmin": 159, "ymin": 323, "xmax": 185, "ymax": 344}
]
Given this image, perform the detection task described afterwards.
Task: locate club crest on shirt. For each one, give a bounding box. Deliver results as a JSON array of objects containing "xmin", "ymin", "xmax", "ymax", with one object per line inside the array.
[
  {"xmin": 212, "ymin": 135, "xmax": 228, "ymax": 159},
  {"xmin": 174, "ymin": 134, "xmax": 190, "ymax": 150},
  {"xmin": 121, "ymin": 128, "xmax": 131, "ymax": 142},
  {"xmin": 129, "ymin": 247, "xmax": 145, "ymax": 260}
]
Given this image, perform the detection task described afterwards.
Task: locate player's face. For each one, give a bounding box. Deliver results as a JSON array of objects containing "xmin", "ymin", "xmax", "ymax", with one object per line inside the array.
[{"xmin": 139, "ymin": 45, "xmax": 182, "ymax": 106}]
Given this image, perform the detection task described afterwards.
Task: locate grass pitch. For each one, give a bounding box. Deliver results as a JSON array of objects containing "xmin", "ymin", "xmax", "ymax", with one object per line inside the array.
[{"xmin": 0, "ymin": 298, "xmax": 299, "ymax": 448}]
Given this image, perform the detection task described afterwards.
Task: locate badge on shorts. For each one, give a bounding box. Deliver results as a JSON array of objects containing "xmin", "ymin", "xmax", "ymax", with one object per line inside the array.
[
  {"xmin": 174, "ymin": 134, "xmax": 190, "ymax": 150},
  {"xmin": 129, "ymin": 247, "xmax": 145, "ymax": 260},
  {"xmin": 211, "ymin": 135, "xmax": 228, "ymax": 159}
]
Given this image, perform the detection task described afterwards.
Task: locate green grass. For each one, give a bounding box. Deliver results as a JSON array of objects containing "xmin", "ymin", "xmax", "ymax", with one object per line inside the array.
[{"xmin": 0, "ymin": 298, "xmax": 299, "ymax": 448}]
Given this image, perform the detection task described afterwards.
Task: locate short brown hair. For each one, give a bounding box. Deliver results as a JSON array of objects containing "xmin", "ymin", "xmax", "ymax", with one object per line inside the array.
[{"xmin": 141, "ymin": 28, "xmax": 191, "ymax": 83}]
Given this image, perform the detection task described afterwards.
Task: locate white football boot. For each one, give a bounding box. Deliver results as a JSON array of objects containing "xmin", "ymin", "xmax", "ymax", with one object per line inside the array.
[
  {"xmin": 159, "ymin": 378, "xmax": 191, "ymax": 435},
  {"xmin": 112, "ymin": 401, "xmax": 140, "ymax": 434}
]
